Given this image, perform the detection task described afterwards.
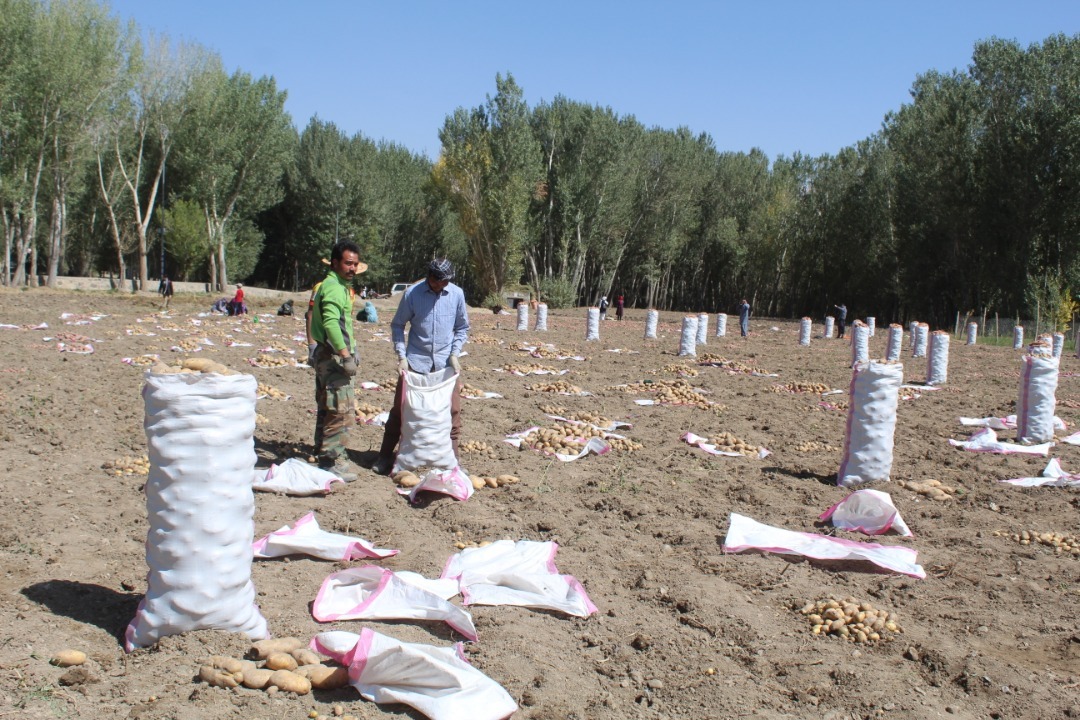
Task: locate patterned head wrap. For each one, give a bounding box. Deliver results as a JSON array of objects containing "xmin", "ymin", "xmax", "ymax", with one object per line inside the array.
[{"xmin": 428, "ymin": 258, "xmax": 454, "ymax": 281}]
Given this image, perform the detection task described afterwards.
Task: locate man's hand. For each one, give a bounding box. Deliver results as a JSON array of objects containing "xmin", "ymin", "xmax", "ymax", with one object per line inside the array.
[
  {"xmin": 448, "ymin": 354, "xmax": 461, "ymax": 373},
  {"xmin": 398, "ymin": 356, "xmax": 409, "ymax": 374},
  {"xmin": 341, "ymin": 355, "xmax": 358, "ymax": 377},
  {"xmin": 307, "ymin": 343, "xmax": 318, "ymax": 367}
]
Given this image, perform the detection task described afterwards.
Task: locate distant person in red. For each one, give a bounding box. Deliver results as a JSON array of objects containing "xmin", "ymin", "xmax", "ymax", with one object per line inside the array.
[
  {"xmin": 615, "ymin": 295, "xmax": 625, "ymax": 321},
  {"xmin": 228, "ymin": 283, "xmax": 247, "ymax": 316}
]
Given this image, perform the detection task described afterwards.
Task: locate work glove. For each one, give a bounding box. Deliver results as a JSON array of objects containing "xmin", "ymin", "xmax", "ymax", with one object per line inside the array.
[
  {"xmin": 398, "ymin": 356, "xmax": 409, "ymax": 374},
  {"xmin": 307, "ymin": 343, "xmax": 319, "ymax": 367},
  {"xmin": 341, "ymin": 355, "xmax": 358, "ymax": 377},
  {"xmin": 448, "ymin": 354, "xmax": 462, "ymax": 373}
]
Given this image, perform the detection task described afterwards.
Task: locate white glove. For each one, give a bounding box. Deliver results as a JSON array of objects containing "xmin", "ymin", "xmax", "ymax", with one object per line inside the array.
[
  {"xmin": 448, "ymin": 354, "xmax": 461, "ymax": 373},
  {"xmin": 398, "ymin": 356, "xmax": 409, "ymax": 374}
]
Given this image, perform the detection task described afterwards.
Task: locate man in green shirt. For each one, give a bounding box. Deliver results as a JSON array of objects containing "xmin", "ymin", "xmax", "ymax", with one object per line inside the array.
[{"xmin": 310, "ymin": 240, "xmax": 367, "ymax": 481}]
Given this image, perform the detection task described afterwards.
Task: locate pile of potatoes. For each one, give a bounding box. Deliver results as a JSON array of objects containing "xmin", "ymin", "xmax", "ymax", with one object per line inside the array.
[
  {"xmin": 173, "ymin": 337, "xmax": 206, "ymax": 352},
  {"xmin": 261, "ymin": 342, "xmax": 293, "ymax": 354},
  {"xmin": 354, "ymin": 401, "xmax": 385, "ymax": 422},
  {"xmin": 253, "ymin": 353, "xmax": 294, "ymax": 368},
  {"xmin": 814, "ymin": 400, "xmax": 849, "ymax": 412},
  {"xmin": 792, "ymin": 440, "xmax": 838, "ymax": 453},
  {"xmin": 797, "ymin": 598, "xmax": 903, "ymax": 643},
  {"xmin": 504, "ymin": 363, "xmax": 558, "ymax": 374},
  {"xmin": 522, "ymin": 424, "xmax": 597, "ymax": 455},
  {"xmin": 453, "ymin": 532, "xmax": 496, "ymax": 550},
  {"xmin": 376, "ymin": 377, "xmax": 397, "ymax": 391},
  {"xmin": 772, "ymin": 381, "xmax": 831, "ymax": 394},
  {"xmin": 697, "ymin": 353, "xmax": 770, "ymax": 375},
  {"xmin": 151, "ymin": 357, "xmax": 238, "ymax": 375},
  {"xmin": 459, "ymin": 384, "xmax": 493, "ymax": 399},
  {"xmin": 898, "ymin": 479, "xmax": 957, "ymax": 501},
  {"xmin": 257, "ymin": 383, "xmax": 289, "ymax": 400},
  {"xmin": 654, "ymin": 363, "xmax": 699, "ymax": 377},
  {"xmin": 562, "ymin": 411, "xmax": 614, "ymax": 427},
  {"xmin": 655, "ymin": 382, "xmax": 715, "ymax": 410},
  {"xmin": 470, "ymin": 474, "xmax": 520, "ymax": 490},
  {"xmin": 460, "ymin": 440, "xmax": 498, "ymax": 458},
  {"xmin": 103, "ymin": 455, "xmax": 150, "ymax": 476},
  {"xmin": 995, "ymin": 529, "xmax": 1080, "ymax": 556},
  {"xmin": 129, "ymin": 354, "xmax": 161, "ymax": 366},
  {"xmin": 527, "ymin": 380, "xmax": 585, "ymax": 395},
  {"xmin": 709, "ymin": 432, "xmax": 759, "ymax": 456},
  {"xmin": 469, "ymin": 333, "xmax": 500, "ymax": 346},
  {"xmin": 606, "ymin": 436, "xmax": 644, "ymax": 453},
  {"xmin": 125, "ymin": 325, "xmax": 157, "ymax": 337},
  {"xmin": 196, "ymin": 638, "xmax": 348, "ymax": 695}
]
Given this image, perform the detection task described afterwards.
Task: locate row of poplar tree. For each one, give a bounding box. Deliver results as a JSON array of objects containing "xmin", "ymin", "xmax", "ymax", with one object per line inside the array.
[{"xmin": 2, "ymin": 0, "xmax": 1077, "ymax": 325}]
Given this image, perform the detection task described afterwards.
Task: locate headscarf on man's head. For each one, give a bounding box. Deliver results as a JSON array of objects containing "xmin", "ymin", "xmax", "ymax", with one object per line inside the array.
[{"xmin": 428, "ymin": 258, "xmax": 454, "ymax": 281}]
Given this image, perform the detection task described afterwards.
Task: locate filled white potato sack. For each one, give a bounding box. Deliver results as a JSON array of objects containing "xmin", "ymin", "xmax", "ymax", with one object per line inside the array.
[
  {"xmin": 125, "ymin": 371, "xmax": 268, "ymax": 651},
  {"xmin": 1017, "ymin": 347, "xmax": 1059, "ymax": 445},
  {"xmin": 678, "ymin": 316, "xmax": 698, "ymax": 357},
  {"xmin": 837, "ymin": 361, "xmax": 904, "ymax": 488},
  {"xmin": 867, "ymin": 317, "xmax": 876, "ymax": 337},
  {"xmin": 696, "ymin": 313, "xmax": 708, "ymax": 345},
  {"xmin": 395, "ymin": 367, "xmax": 460, "ymax": 472},
  {"xmin": 799, "ymin": 317, "xmax": 812, "ymax": 346},
  {"xmin": 912, "ymin": 323, "xmax": 929, "ymax": 358},
  {"xmin": 966, "ymin": 322, "xmax": 978, "ymax": 345},
  {"xmin": 534, "ymin": 303, "xmax": 548, "ymax": 331},
  {"xmin": 926, "ymin": 330, "xmax": 950, "ymax": 385},
  {"xmin": 644, "ymin": 309, "xmax": 659, "ymax": 339},
  {"xmin": 715, "ymin": 313, "xmax": 727, "ymax": 337},
  {"xmin": 1013, "ymin": 325, "xmax": 1024, "ymax": 350},
  {"xmin": 516, "ymin": 303, "xmax": 528, "ymax": 331},
  {"xmin": 1052, "ymin": 332, "xmax": 1064, "ymax": 358},
  {"xmin": 851, "ymin": 321, "xmax": 870, "ymax": 365},
  {"xmin": 886, "ymin": 324, "xmax": 903, "ymax": 362},
  {"xmin": 824, "ymin": 316, "xmax": 834, "ymax": 339},
  {"xmin": 585, "ymin": 307, "xmax": 600, "ymax": 341},
  {"xmin": 908, "ymin": 321, "xmax": 919, "ymax": 348}
]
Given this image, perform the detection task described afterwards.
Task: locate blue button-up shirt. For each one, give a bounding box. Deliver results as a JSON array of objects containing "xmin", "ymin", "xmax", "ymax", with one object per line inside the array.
[{"xmin": 392, "ymin": 280, "xmax": 470, "ymax": 373}]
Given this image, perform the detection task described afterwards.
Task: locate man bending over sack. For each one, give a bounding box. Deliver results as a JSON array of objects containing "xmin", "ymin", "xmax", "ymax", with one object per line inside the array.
[
  {"xmin": 310, "ymin": 240, "xmax": 368, "ymax": 481},
  {"xmin": 373, "ymin": 258, "xmax": 469, "ymax": 476}
]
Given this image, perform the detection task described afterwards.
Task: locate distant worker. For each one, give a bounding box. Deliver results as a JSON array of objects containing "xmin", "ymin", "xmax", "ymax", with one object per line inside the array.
[
  {"xmin": 615, "ymin": 294, "xmax": 625, "ymax": 321},
  {"xmin": 228, "ymin": 283, "xmax": 247, "ymax": 316},
  {"xmin": 373, "ymin": 258, "xmax": 470, "ymax": 476},
  {"xmin": 309, "ymin": 241, "xmax": 367, "ymax": 481},
  {"xmin": 159, "ymin": 276, "xmax": 174, "ymax": 310},
  {"xmin": 739, "ymin": 299, "xmax": 751, "ymax": 337},
  {"xmin": 598, "ymin": 296, "xmax": 610, "ymax": 320},
  {"xmin": 834, "ymin": 303, "xmax": 848, "ymax": 339}
]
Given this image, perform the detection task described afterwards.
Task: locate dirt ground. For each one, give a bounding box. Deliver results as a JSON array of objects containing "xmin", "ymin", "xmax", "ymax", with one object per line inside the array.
[{"xmin": 0, "ymin": 287, "xmax": 1077, "ymax": 720}]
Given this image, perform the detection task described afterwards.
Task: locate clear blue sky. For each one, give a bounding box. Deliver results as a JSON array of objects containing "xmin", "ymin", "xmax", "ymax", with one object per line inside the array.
[{"xmin": 104, "ymin": 0, "xmax": 1079, "ymax": 161}]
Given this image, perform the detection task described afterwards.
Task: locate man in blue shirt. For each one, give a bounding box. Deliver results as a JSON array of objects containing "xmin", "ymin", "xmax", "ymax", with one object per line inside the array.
[
  {"xmin": 834, "ymin": 303, "xmax": 848, "ymax": 339},
  {"xmin": 739, "ymin": 299, "xmax": 751, "ymax": 337},
  {"xmin": 373, "ymin": 259, "xmax": 470, "ymax": 475}
]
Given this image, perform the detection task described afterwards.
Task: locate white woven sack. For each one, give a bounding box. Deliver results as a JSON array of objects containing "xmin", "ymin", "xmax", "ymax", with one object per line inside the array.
[
  {"xmin": 909, "ymin": 321, "xmax": 918, "ymax": 348},
  {"xmin": 516, "ymin": 303, "xmax": 528, "ymax": 331},
  {"xmin": 912, "ymin": 323, "xmax": 928, "ymax": 358},
  {"xmin": 1013, "ymin": 326, "xmax": 1024, "ymax": 350},
  {"xmin": 867, "ymin": 317, "xmax": 876, "ymax": 337},
  {"xmin": 678, "ymin": 316, "xmax": 698, "ymax": 357},
  {"xmin": 585, "ymin": 307, "xmax": 600, "ymax": 341},
  {"xmin": 126, "ymin": 371, "xmax": 267, "ymax": 651},
  {"xmin": 837, "ymin": 361, "xmax": 903, "ymax": 488},
  {"xmin": 696, "ymin": 313, "xmax": 708, "ymax": 345},
  {"xmin": 824, "ymin": 316, "xmax": 834, "ymax": 339},
  {"xmin": 886, "ymin": 324, "xmax": 903, "ymax": 362},
  {"xmin": 1052, "ymin": 333, "xmax": 1064, "ymax": 358},
  {"xmin": 1017, "ymin": 353, "xmax": 1059, "ymax": 445},
  {"xmin": 644, "ymin": 309, "xmax": 659, "ymax": 339},
  {"xmin": 715, "ymin": 313, "xmax": 727, "ymax": 337},
  {"xmin": 799, "ymin": 317, "xmax": 811, "ymax": 346},
  {"xmin": 851, "ymin": 322, "xmax": 869, "ymax": 365},
  {"xmin": 927, "ymin": 331, "xmax": 949, "ymax": 385},
  {"xmin": 534, "ymin": 303, "xmax": 548, "ymax": 331},
  {"xmin": 966, "ymin": 322, "xmax": 977, "ymax": 345},
  {"xmin": 395, "ymin": 367, "xmax": 459, "ymax": 472}
]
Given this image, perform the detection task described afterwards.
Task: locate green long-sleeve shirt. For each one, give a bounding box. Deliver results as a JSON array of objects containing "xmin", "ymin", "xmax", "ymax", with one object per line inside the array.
[{"xmin": 311, "ymin": 271, "xmax": 355, "ymax": 353}]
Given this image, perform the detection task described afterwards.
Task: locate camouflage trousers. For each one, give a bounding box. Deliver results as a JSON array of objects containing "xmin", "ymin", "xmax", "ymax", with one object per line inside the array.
[{"xmin": 314, "ymin": 347, "xmax": 356, "ymax": 461}]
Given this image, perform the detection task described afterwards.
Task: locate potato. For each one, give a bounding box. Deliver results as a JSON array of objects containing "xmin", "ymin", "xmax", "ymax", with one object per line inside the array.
[
  {"xmin": 50, "ymin": 649, "xmax": 86, "ymax": 667},
  {"xmin": 267, "ymin": 669, "xmax": 311, "ymax": 695},
  {"xmin": 250, "ymin": 637, "xmax": 304, "ymax": 660},
  {"xmin": 208, "ymin": 656, "xmax": 247, "ymax": 675},
  {"xmin": 290, "ymin": 648, "xmax": 323, "ymax": 667},
  {"xmin": 181, "ymin": 357, "xmax": 217, "ymax": 372},
  {"xmin": 471, "ymin": 476, "xmax": 486, "ymax": 490},
  {"xmin": 199, "ymin": 664, "xmax": 240, "ymax": 688},
  {"xmin": 496, "ymin": 474, "xmax": 519, "ymax": 485},
  {"xmin": 241, "ymin": 667, "xmax": 274, "ymax": 690},
  {"xmin": 484, "ymin": 477, "xmax": 499, "ymax": 488},
  {"xmin": 264, "ymin": 652, "xmax": 299, "ymax": 671},
  {"xmin": 298, "ymin": 664, "xmax": 350, "ymax": 690}
]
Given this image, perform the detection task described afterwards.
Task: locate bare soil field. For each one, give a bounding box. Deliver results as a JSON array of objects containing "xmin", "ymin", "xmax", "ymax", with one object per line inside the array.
[{"xmin": 0, "ymin": 287, "xmax": 1077, "ymax": 720}]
